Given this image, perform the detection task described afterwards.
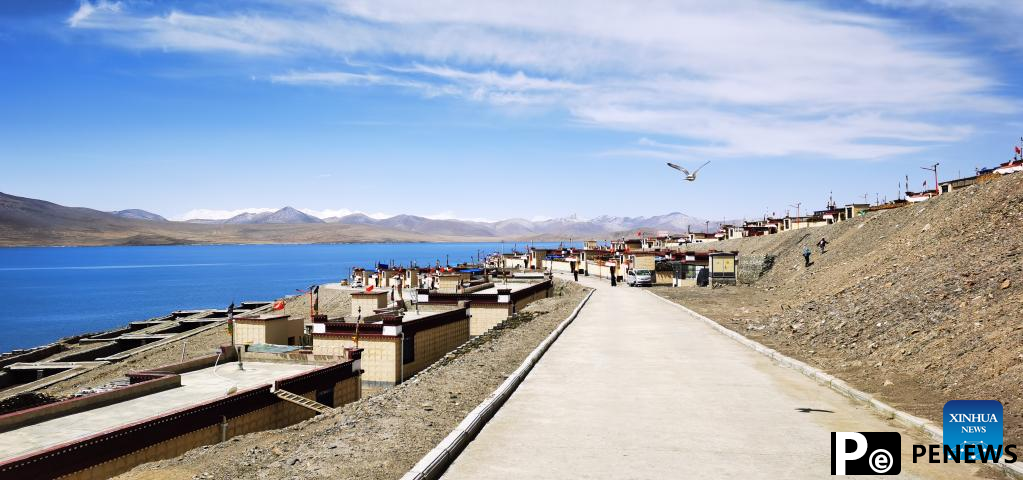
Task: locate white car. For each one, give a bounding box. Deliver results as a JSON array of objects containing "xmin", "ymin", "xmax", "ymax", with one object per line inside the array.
[{"xmin": 626, "ymin": 269, "xmax": 653, "ymax": 287}]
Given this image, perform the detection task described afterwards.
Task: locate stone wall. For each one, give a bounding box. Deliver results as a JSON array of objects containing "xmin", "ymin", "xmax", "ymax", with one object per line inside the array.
[{"xmin": 736, "ymin": 254, "xmax": 775, "ymax": 284}]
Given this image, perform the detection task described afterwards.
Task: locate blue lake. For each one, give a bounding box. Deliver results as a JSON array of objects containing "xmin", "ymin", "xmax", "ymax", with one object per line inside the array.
[{"xmin": 0, "ymin": 242, "xmax": 570, "ymax": 352}]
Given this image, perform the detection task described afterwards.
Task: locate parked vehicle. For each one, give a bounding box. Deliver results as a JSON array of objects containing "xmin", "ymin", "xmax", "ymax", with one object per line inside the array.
[{"xmin": 626, "ymin": 269, "xmax": 653, "ymax": 287}]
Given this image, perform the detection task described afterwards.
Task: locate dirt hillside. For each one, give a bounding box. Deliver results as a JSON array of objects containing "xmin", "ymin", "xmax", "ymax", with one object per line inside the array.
[{"xmin": 656, "ymin": 172, "xmax": 1023, "ymax": 442}]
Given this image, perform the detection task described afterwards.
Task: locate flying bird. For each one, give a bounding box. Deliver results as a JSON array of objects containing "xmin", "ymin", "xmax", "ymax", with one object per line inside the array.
[{"xmin": 666, "ymin": 161, "xmax": 711, "ymax": 181}]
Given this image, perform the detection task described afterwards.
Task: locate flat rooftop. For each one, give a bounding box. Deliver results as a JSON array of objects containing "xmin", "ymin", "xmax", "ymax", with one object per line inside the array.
[
  {"xmin": 0, "ymin": 362, "xmax": 317, "ymax": 462},
  {"xmin": 330, "ymin": 308, "xmax": 456, "ymax": 325},
  {"xmin": 469, "ymin": 282, "xmax": 542, "ymax": 295}
]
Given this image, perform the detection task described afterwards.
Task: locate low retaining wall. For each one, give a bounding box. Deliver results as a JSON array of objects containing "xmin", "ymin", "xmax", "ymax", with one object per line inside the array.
[
  {"xmin": 0, "ymin": 345, "xmax": 65, "ymax": 369},
  {"xmin": 401, "ymin": 289, "xmax": 594, "ymax": 480}
]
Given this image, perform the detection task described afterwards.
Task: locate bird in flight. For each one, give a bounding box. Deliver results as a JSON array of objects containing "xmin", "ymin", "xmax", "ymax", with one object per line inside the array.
[{"xmin": 666, "ymin": 161, "xmax": 710, "ymax": 181}]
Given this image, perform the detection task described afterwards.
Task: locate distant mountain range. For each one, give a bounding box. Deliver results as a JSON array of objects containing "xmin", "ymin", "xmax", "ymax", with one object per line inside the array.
[
  {"xmin": 188, "ymin": 207, "xmax": 323, "ymax": 225},
  {"xmin": 0, "ymin": 192, "xmax": 727, "ymax": 246},
  {"xmin": 185, "ymin": 207, "xmax": 723, "ymax": 237}
]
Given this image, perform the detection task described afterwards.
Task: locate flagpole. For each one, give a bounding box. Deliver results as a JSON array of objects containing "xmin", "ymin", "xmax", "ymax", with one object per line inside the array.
[
  {"xmin": 228, "ymin": 302, "xmax": 243, "ymax": 371},
  {"xmin": 353, "ymin": 305, "xmax": 362, "ymax": 348}
]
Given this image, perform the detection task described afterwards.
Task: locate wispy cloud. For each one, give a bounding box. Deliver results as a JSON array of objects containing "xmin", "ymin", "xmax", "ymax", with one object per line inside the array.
[
  {"xmin": 298, "ymin": 208, "xmax": 392, "ymax": 220},
  {"xmin": 173, "ymin": 207, "xmax": 277, "ymax": 221},
  {"xmin": 66, "ymin": 0, "xmax": 1014, "ymax": 160}
]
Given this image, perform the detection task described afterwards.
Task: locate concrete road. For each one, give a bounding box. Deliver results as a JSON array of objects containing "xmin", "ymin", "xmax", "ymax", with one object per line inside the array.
[{"xmin": 444, "ymin": 274, "xmax": 984, "ymax": 479}]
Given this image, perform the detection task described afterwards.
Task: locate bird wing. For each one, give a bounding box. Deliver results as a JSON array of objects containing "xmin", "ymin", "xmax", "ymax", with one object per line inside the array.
[
  {"xmin": 691, "ymin": 160, "xmax": 711, "ymax": 174},
  {"xmin": 667, "ymin": 162, "xmax": 691, "ymax": 175}
]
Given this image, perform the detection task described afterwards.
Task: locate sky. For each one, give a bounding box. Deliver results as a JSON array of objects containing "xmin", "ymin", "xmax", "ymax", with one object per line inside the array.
[{"xmin": 1, "ymin": 0, "xmax": 1021, "ymax": 222}]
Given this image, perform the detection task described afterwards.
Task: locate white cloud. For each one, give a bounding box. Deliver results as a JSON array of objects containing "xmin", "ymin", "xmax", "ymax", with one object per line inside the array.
[
  {"xmin": 66, "ymin": 0, "xmax": 1014, "ymax": 159},
  {"xmin": 68, "ymin": 0, "xmax": 121, "ymax": 28},
  {"xmin": 174, "ymin": 207, "xmax": 277, "ymax": 221},
  {"xmin": 299, "ymin": 208, "xmax": 392, "ymax": 219},
  {"xmin": 420, "ymin": 211, "xmax": 495, "ymax": 222}
]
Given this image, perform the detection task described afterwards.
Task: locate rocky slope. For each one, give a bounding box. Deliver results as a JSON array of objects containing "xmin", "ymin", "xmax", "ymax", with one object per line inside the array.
[{"xmin": 658, "ymin": 172, "xmax": 1023, "ymax": 442}]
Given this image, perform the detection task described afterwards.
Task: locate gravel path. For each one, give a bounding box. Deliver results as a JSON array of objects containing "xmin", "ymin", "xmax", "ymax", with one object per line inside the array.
[{"xmin": 119, "ymin": 279, "xmax": 590, "ymax": 480}]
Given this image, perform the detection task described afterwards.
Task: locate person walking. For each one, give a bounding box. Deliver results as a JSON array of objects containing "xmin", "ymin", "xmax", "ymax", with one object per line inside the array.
[
  {"xmin": 817, "ymin": 237, "xmax": 828, "ymax": 254},
  {"xmin": 609, "ymin": 265, "xmax": 617, "ymax": 286},
  {"xmin": 803, "ymin": 246, "xmax": 812, "ymax": 267},
  {"xmin": 570, "ymin": 260, "xmax": 579, "ymax": 282}
]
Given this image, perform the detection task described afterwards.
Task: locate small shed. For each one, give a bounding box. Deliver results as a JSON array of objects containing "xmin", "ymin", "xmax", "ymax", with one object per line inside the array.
[
  {"xmin": 234, "ymin": 314, "xmax": 304, "ymax": 346},
  {"xmin": 708, "ymin": 252, "xmax": 738, "ymax": 285}
]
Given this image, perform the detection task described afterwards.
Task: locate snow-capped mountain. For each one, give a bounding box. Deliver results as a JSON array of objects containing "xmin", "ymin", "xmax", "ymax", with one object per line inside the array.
[{"xmin": 183, "ymin": 206, "xmax": 723, "ymax": 237}]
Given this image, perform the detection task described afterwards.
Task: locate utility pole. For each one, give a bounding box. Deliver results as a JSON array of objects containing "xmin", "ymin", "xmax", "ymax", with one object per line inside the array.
[
  {"xmin": 921, "ymin": 163, "xmax": 940, "ymax": 195},
  {"xmin": 789, "ymin": 202, "xmax": 801, "ymax": 228}
]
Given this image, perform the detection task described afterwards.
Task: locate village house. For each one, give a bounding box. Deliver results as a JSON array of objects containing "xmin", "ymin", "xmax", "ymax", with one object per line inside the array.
[
  {"xmin": 939, "ymin": 175, "xmax": 980, "ymax": 193},
  {"xmin": 309, "ymin": 305, "xmax": 470, "ymax": 392},
  {"xmin": 782, "ymin": 214, "xmax": 829, "ymax": 230},
  {"xmin": 233, "ymin": 313, "xmax": 305, "ymax": 347},
  {"xmin": 687, "ymin": 232, "xmax": 720, "ymax": 243},
  {"xmin": 741, "ymin": 220, "xmax": 779, "ymax": 237},
  {"xmin": 0, "ymin": 347, "xmax": 362, "ymax": 480},
  {"xmin": 843, "ymin": 203, "xmax": 871, "ymax": 220},
  {"xmin": 417, "ymin": 279, "xmax": 554, "ymax": 336}
]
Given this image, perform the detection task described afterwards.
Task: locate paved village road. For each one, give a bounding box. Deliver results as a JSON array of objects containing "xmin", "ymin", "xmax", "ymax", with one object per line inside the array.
[{"xmin": 443, "ymin": 274, "xmax": 985, "ymax": 479}]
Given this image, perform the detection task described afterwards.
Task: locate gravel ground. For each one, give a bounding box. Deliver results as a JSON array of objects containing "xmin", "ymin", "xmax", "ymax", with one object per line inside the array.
[
  {"xmin": 118, "ymin": 279, "xmax": 590, "ymax": 480},
  {"xmin": 653, "ymin": 173, "xmax": 1023, "ymax": 443},
  {"xmin": 281, "ymin": 287, "xmax": 352, "ymax": 320}
]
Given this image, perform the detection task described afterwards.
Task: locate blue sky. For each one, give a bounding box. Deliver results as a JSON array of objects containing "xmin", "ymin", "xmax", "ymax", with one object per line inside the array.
[{"xmin": 1, "ymin": 0, "xmax": 1021, "ymax": 222}]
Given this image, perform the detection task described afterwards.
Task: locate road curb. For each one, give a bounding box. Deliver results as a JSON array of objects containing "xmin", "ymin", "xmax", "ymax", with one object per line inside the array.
[
  {"xmin": 400, "ymin": 288, "xmax": 595, "ymax": 480},
  {"xmin": 645, "ymin": 290, "xmax": 1023, "ymax": 479}
]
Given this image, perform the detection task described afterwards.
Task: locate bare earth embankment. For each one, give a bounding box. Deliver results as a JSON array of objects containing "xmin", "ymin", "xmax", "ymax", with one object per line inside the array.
[
  {"xmin": 119, "ymin": 280, "xmax": 589, "ymax": 480},
  {"xmin": 654, "ymin": 173, "xmax": 1023, "ymax": 443}
]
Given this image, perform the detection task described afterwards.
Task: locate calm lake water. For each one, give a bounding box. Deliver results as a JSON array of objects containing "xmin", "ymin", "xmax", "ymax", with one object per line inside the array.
[{"xmin": 0, "ymin": 242, "xmax": 570, "ymax": 352}]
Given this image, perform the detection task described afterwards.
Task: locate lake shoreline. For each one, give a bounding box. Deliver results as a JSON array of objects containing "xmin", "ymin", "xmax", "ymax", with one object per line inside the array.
[
  {"xmin": 0, "ymin": 242, "xmax": 574, "ymax": 351},
  {"xmin": 0, "ymin": 237, "xmax": 570, "ymax": 249}
]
